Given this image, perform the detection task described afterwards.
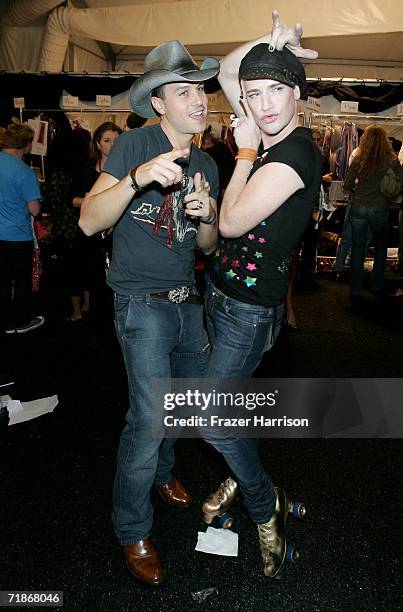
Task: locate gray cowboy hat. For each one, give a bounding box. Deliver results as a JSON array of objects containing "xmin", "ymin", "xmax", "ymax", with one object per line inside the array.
[{"xmin": 129, "ymin": 40, "xmax": 220, "ymax": 118}]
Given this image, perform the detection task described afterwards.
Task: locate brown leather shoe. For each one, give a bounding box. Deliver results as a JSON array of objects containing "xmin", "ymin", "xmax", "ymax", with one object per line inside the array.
[
  {"xmin": 122, "ymin": 539, "xmax": 165, "ymax": 586},
  {"xmin": 154, "ymin": 476, "xmax": 192, "ymax": 508}
]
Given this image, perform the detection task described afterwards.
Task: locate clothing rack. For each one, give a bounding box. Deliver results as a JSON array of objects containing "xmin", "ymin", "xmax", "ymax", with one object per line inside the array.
[{"xmin": 309, "ymin": 113, "xmax": 402, "ymax": 127}]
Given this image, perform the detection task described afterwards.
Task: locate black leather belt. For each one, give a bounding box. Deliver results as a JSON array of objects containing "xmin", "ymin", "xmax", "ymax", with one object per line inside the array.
[{"xmin": 150, "ymin": 286, "xmax": 202, "ymax": 304}]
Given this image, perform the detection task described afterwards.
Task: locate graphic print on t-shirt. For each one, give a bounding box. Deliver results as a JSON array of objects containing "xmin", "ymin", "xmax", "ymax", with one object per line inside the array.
[
  {"xmin": 129, "ymin": 174, "xmax": 198, "ymax": 244},
  {"xmin": 213, "ymin": 217, "xmax": 270, "ymax": 290}
]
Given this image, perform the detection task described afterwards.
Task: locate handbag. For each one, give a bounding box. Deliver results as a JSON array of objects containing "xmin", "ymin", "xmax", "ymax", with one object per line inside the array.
[
  {"xmin": 380, "ymin": 167, "xmax": 402, "ymax": 199},
  {"xmin": 31, "ymin": 217, "xmax": 42, "ymax": 292}
]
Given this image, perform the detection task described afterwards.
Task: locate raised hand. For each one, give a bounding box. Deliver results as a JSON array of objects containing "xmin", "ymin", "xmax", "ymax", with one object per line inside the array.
[
  {"xmin": 135, "ymin": 147, "xmax": 190, "ymax": 189},
  {"xmin": 233, "ymin": 99, "xmax": 261, "ymax": 150},
  {"xmin": 270, "ymin": 9, "xmax": 318, "ymax": 59},
  {"xmin": 184, "ymin": 172, "xmax": 214, "ymax": 222}
]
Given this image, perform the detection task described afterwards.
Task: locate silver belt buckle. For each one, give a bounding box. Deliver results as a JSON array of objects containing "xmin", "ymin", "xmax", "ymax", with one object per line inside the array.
[{"xmin": 168, "ymin": 286, "xmax": 190, "ymax": 303}]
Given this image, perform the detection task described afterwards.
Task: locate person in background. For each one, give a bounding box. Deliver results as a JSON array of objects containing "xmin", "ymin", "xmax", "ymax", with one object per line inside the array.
[
  {"xmin": 286, "ymin": 128, "xmax": 331, "ymax": 330},
  {"xmin": 388, "ymin": 138, "xmax": 403, "ymax": 295},
  {"xmin": 343, "ymin": 125, "xmax": 403, "ymax": 305},
  {"xmin": 201, "ymin": 131, "xmax": 236, "ymax": 204},
  {"xmin": 389, "ymin": 137, "xmax": 402, "ymax": 158},
  {"xmin": 72, "ymin": 122, "xmax": 122, "ymax": 336},
  {"xmin": 44, "ymin": 128, "xmax": 91, "ymax": 322},
  {"xmin": 0, "ymin": 127, "xmax": 6, "ymax": 149},
  {"xmin": 124, "ymin": 111, "xmax": 147, "ymax": 131},
  {"xmin": 300, "ymin": 128, "xmax": 332, "ymax": 283},
  {"xmin": 333, "ymin": 130, "xmax": 372, "ymax": 281},
  {"xmin": 0, "ymin": 123, "xmax": 44, "ymax": 334},
  {"xmin": 286, "ymin": 128, "xmax": 332, "ymax": 331}
]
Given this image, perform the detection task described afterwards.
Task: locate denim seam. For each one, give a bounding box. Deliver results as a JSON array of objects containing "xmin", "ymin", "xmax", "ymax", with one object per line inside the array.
[{"xmin": 239, "ymin": 319, "xmax": 258, "ymax": 371}]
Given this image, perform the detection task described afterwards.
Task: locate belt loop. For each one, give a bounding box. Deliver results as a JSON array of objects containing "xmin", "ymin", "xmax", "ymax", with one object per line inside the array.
[{"xmin": 146, "ymin": 294, "xmax": 151, "ymax": 305}]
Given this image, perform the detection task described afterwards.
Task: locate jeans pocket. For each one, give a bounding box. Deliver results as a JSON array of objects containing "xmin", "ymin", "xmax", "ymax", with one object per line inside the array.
[
  {"xmin": 114, "ymin": 294, "xmax": 130, "ymax": 338},
  {"xmin": 224, "ymin": 303, "xmax": 265, "ymax": 327}
]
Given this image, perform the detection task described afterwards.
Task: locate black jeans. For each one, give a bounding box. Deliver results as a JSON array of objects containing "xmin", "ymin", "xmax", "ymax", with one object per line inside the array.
[{"xmin": 0, "ymin": 240, "xmax": 33, "ymax": 329}]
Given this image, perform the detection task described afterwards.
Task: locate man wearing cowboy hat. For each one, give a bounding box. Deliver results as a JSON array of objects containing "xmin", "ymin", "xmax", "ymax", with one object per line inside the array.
[
  {"xmin": 79, "ymin": 13, "xmax": 317, "ymax": 586},
  {"xmin": 80, "ymin": 40, "xmax": 220, "ymax": 586}
]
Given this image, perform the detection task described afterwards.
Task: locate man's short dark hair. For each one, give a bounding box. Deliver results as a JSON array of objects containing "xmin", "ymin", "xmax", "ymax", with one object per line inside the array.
[
  {"xmin": 151, "ymin": 85, "xmax": 166, "ymax": 100},
  {"xmin": 125, "ymin": 112, "xmax": 147, "ymax": 129},
  {"xmin": 389, "ymin": 137, "xmax": 402, "ymax": 155}
]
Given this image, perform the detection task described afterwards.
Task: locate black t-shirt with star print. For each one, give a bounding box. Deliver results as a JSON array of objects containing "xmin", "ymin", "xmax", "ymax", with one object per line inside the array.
[{"xmin": 210, "ymin": 127, "xmax": 322, "ymax": 307}]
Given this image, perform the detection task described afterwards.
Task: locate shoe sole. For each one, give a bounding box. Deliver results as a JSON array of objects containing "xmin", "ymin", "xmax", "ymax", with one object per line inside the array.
[{"xmin": 15, "ymin": 320, "xmax": 45, "ymax": 334}]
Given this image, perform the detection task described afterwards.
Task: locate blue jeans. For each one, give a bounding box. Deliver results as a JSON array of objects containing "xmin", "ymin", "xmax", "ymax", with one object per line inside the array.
[
  {"xmin": 112, "ymin": 292, "xmax": 209, "ymax": 545},
  {"xmin": 349, "ymin": 205, "xmax": 389, "ymax": 295},
  {"xmin": 202, "ymin": 280, "xmax": 284, "ymax": 523},
  {"xmin": 334, "ymin": 205, "xmax": 372, "ymax": 273}
]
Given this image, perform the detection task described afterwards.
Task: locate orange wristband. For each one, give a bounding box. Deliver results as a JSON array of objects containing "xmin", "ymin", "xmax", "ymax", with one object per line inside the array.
[{"xmin": 235, "ymin": 148, "xmax": 258, "ymax": 162}]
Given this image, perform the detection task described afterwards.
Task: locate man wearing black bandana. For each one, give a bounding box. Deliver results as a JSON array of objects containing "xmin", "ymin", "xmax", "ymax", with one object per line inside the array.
[{"xmin": 201, "ymin": 15, "xmax": 322, "ymax": 578}]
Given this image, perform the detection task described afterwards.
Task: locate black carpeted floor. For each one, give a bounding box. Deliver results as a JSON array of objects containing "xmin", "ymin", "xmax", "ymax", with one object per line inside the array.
[{"xmin": 1, "ymin": 274, "xmax": 402, "ymax": 612}]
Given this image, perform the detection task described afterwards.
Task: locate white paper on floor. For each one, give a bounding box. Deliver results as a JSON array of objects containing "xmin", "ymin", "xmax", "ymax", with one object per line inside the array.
[
  {"xmin": 2, "ymin": 395, "xmax": 59, "ymax": 426},
  {"xmin": 195, "ymin": 526, "xmax": 238, "ymax": 556}
]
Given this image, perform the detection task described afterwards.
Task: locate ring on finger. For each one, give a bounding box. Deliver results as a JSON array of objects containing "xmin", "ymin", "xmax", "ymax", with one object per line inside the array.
[{"xmin": 197, "ymin": 201, "xmax": 204, "ymax": 209}]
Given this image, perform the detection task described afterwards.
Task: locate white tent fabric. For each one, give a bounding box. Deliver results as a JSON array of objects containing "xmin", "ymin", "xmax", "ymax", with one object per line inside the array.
[
  {"xmin": 1, "ymin": 0, "xmax": 61, "ymax": 27},
  {"xmin": 36, "ymin": 0, "xmax": 403, "ymax": 73},
  {"xmin": 0, "ymin": 0, "xmax": 402, "ymax": 80}
]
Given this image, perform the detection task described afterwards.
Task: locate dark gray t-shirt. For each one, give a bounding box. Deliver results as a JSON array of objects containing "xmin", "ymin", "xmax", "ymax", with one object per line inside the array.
[{"xmin": 103, "ymin": 124, "xmax": 219, "ymax": 294}]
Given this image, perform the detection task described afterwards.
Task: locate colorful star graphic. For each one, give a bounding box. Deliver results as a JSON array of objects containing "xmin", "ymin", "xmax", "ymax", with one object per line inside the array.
[
  {"xmin": 246, "ymin": 262, "xmax": 257, "ymax": 271},
  {"xmin": 258, "ymin": 237, "xmax": 266, "ymax": 244},
  {"xmin": 244, "ymin": 276, "xmax": 257, "ymax": 287},
  {"xmin": 225, "ymin": 269, "xmax": 236, "ymax": 279},
  {"xmin": 254, "ymin": 251, "xmax": 263, "ymax": 259},
  {"xmin": 241, "ymin": 246, "xmax": 248, "ymax": 252},
  {"xmin": 222, "ymin": 255, "xmax": 228, "ymax": 263},
  {"xmin": 214, "ymin": 249, "xmax": 220, "ymax": 257},
  {"xmin": 248, "ymin": 234, "xmax": 255, "ymax": 241},
  {"xmin": 231, "ymin": 259, "xmax": 240, "ymax": 267},
  {"xmin": 261, "ymin": 221, "xmax": 267, "ymax": 226}
]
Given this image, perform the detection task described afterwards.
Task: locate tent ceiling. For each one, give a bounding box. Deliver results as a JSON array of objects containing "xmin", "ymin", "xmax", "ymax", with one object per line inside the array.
[
  {"xmin": 111, "ymin": 32, "xmax": 403, "ymax": 81},
  {"xmin": 111, "ymin": 32, "xmax": 403, "ymax": 65},
  {"xmin": 0, "ymin": 0, "xmax": 402, "ymax": 80}
]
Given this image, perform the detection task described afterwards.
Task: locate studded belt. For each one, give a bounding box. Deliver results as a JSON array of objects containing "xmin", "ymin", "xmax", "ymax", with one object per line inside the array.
[{"xmin": 150, "ymin": 286, "xmax": 202, "ymax": 304}]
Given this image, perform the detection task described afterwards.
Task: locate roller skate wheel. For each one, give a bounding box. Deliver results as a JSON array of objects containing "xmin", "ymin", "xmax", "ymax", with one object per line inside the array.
[
  {"xmin": 291, "ymin": 502, "xmax": 306, "ymax": 520},
  {"xmin": 218, "ymin": 512, "xmax": 234, "ymax": 529},
  {"xmin": 286, "ymin": 544, "xmax": 300, "ymax": 563}
]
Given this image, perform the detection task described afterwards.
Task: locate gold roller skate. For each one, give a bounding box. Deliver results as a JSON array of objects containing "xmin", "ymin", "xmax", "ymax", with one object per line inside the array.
[
  {"xmin": 257, "ymin": 486, "xmax": 306, "ymax": 578},
  {"xmin": 202, "ymin": 477, "xmax": 238, "ymax": 529}
]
